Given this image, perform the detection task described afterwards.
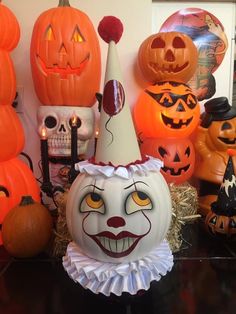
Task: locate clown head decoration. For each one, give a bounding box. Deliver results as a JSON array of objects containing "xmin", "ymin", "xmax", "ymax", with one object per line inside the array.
[
  {"xmin": 30, "ymin": 0, "xmax": 101, "ymax": 106},
  {"xmin": 37, "ymin": 106, "xmax": 94, "ymax": 158}
]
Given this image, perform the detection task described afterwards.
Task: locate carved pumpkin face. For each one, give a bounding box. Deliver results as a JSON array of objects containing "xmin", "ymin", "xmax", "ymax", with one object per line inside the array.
[
  {"xmin": 30, "ymin": 4, "xmax": 101, "ymax": 107},
  {"xmin": 133, "ymin": 82, "xmax": 200, "ymax": 139},
  {"xmin": 138, "ymin": 31, "xmax": 198, "ymax": 84},
  {"xmin": 205, "ymin": 211, "xmax": 236, "ymax": 238},
  {"xmin": 0, "ymin": 158, "xmax": 40, "ymax": 225},
  {"xmin": 207, "ymin": 118, "xmax": 236, "ymax": 151},
  {"xmin": 141, "ymin": 138, "xmax": 195, "ymax": 184},
  {"xmin": 66, "ymin": 172, "xmax": 172, "ymax": 263}
]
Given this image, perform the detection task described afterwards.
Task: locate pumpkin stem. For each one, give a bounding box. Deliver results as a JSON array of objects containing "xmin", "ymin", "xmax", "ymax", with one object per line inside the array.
[
  {"xmin": 58, "ymin": 0, "xmax": 71, "ymax": 7},
  {"xmin": 20, "ymin": 195, "xmax": 35, "ymax": 206}
]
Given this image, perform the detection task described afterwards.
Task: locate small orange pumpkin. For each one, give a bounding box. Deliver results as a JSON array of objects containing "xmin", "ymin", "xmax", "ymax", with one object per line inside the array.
[
  {"xmin": 0, "ymin": 1, "xmax": 20, "ymax": 51},
  {"xmin": 2, "ymin": 195, "xmax": 53, "ymax": 258},
  {"xmin": 133, "ymin": 82, "xmax": 200, "ymax": 139},
  {"xmin": 205, "ymin": 211, "xmax": 236, "ymax": 238},
  {"xmin": 30, "ymin": 0, "xmax": 101, "ymax": 106},
  {"xmin": 0, "ymin": 105, "xmax": 25, "ymax": 161},
  {"xmin": 138, "ymin": 31, "xmax": 198, "ymax": 84}
]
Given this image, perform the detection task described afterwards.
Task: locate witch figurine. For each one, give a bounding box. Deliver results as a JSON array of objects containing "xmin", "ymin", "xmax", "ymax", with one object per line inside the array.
[{"xmin": 63, "ymin": 16, "xmax": 173, "ymax": 296}]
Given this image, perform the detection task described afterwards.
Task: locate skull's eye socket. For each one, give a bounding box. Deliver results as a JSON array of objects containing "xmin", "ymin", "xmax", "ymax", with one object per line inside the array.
[
  {"xmin": 158, "ymin": 147, "xmax": 167, "ymax": 157},
  {"xmin": 71, "ymin": 26, "xmax": 84, "ymax": 43},
  {"xmin": 80, "ymin": 192, "xmax": 105, "ymax": 214},
  {"xmin": 45, "ymin": 116, "xmax": 57, "ymax": 129},
  {"xmin": 151, "ymin": 37, "xmax": 165, "ymax": 49},
  {"xmin": 125, "ymin": 191, "xmax": 152, "ymax": 214},
  {"xmin": 69, "ymin": 117, "xmax": 82, "ymax": 129},
  {"xmin": 0, "ymin": 186, "xmax": 9, "ymax": 197},
  {"xmin": 45, "ymin": 25, "xmax": 55, "ymax": 41},
  {"xmin": 173, "ymin": 36, "xmax": 185, "ymax": 48},
  {"xmin": 221, "ymin": 122, "xmax": 232, "ymax": 130}
]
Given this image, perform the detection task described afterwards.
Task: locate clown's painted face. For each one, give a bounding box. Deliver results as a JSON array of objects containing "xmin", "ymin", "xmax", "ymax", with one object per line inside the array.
[{"xmin": 66, "ymin": 172, "xmax": 172, "ymax": 263}]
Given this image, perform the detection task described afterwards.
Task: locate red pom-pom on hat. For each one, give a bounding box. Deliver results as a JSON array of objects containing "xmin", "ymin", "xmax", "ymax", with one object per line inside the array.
[{"xmin": 98, "ymin": 16, "xmax": 123, "ymax": 44}]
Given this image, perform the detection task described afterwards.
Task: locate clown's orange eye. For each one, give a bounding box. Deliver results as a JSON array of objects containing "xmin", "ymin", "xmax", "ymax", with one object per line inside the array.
[
  {"xmin": 45, "ymin": 25, "xmax": 55, "ymax": 41},
  {"xmin": 72, "ymin": 26, "xmax": 84, "ymax": 43},
  {"xmin": 80, "ymin": 192, "xmax": 105, "ymax": 214},
  {"xmin": 125, "ymin": 191, "xmax": 152, "ymax": 215}
]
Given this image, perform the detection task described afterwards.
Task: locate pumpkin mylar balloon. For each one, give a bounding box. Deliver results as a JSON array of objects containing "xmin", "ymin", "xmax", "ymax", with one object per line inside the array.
[
  {"xmin": 30, "ymin": 0, "xmax": 101, "ymax": 107},
  {"xmin": 0, "ymin": 105, "xmax": 24, "ymax": 161},
  {"xmin": 66, "ymin": 172, "xmax": 172, "ymax": 263},
  {"xmin": 133, "ymin": 81, "xmax": 200, "ymax": 139},
  {"xmin": 0, "ymin": 1, "xmax": 20, "ymax": 51},
  {"xmin": 0, "ymin": 157, "xmax": 40, "ymax": 224},
  {"xmin": 138, "ymin": 31, "xmax": 198, "ymax": 84},
  {"xmin": 141, "ymin": 137, "xmax": 195, "ymax": 185}
]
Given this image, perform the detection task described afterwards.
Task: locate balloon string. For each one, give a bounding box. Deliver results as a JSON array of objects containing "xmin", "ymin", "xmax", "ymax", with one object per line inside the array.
[{"xmin": 105, "ymin": 117, "xmax": 114, "ymax": 146}]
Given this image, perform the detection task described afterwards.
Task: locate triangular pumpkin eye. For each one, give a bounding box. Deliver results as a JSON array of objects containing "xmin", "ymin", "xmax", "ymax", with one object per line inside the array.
[
  {"xmin": 45, "ymin": 25, "xmax": 55, "ymax": 41},
  {"xmin": 72, "ymin": 26, "xmax": 84, "ymax": 43}
]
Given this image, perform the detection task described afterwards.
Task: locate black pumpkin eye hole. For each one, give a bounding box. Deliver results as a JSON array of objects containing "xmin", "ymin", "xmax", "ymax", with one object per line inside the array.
[
  {"xmin": 0, "ymin": 186, "xmax": 9, "ymax": 197},
  {"xmin": 185, "ymin": 147, "xmax": 191, "ymax": 157},
  {"xmin": 158, "ymin": 147, "xmax": 167, "ymax": 157},
  {"xmin": 151, "ymin": 37, "xmax": 165, "ymax": 49},
  {"xmin": 69, "ymin": 117, "xmax": 82, "ymax": 129},
  {"xmin": 173, "ymin": 36, "xmax": 185, "ymax": 48},
  {"xmin": 71, "ymin": 26, "xmax": 85, "ymax": 43},
  {"xmin": 186, "ymin": 94, "xmax": 197, "ymax": 109},
  {"xmin": 44, "ymin": 116, "xmax": 57, "ymax": 129},
  {"xmin": 45, "ymin": 25, "xmax": 55, "ymax": 41},
  {"xmin": 221, "ymin": 122, "xmax": 232, "ymax": 130}
]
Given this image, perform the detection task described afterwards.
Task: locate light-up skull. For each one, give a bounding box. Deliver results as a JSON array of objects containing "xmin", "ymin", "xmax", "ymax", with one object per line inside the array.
[
  {"xmin": 66, "ymin": 171, "xmax": 172, "ymax": 263},
  {"xmin": 37, "ymin": 106, "xmax": 94, "ymax": 157}
]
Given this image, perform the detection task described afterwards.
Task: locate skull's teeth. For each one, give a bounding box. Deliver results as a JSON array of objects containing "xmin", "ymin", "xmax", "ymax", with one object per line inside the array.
[{"xmin": 97, "ymin": 237, "xmax": 136, "ymax": 253}]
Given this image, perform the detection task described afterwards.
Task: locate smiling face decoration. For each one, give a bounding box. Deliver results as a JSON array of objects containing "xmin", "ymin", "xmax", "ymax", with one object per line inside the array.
[
  {"xmin": 66, "ymin": 171, "xmax": 171, "ymax": 263},
  {"xmin": 133, "ymin": 81, "xmax": 200, "ymax": 139}
]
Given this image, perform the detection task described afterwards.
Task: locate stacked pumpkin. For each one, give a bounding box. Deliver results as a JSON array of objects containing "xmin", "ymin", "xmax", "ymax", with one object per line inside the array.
[
  {"xmin": 133, "ymin": 31, "xmax": 200, "ymax": 185},
  {"xmin": 0, "ymin": 2, "xmax": 41, "ymax": 245},
  {"xmin": 30, "ymin": 0, "xmax": 101, "ymax": 188}
]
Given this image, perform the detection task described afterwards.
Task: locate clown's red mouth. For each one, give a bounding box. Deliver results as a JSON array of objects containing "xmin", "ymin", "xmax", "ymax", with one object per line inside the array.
[
  {"xmin": 162, "ymin": 164, "xmax": 190, "ymax": 176},
  {"xmin": 36, "ymin": 54, "xmax": 90, "ymax": 79},
  {"xmin": 161, "ymin": 113, "xmax": 193, "ymax": 129},
  {"xmin": 88, "ymin": 231, "xmax": 145, "ymax": 258},
  {"xmin": 218, "ymin": 137, "xmax": 236, "ymax": 145},
  {"xmin": 149, "ymin": 62, "xmax": 188, "ymax": 74}
]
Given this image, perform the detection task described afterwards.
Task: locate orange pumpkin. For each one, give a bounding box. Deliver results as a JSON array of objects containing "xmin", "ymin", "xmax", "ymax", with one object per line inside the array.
[
  {"xmin": 205, "ymin": 211, "xmax": 236, "ymax": 238},
  {"xmin": 0, "ymin": 157, "xmax": 40, "ymax": 225},
  {"xmin": 141, "ymin": 137, "xmax": 195, "ymax": 184},
  {"xmin": 0, "ymin": 105, "xmax": 25, "ymax": 161},
  {"xmin": 138, "ymin": 31, "xmax": 198, "ymax": 84},
  {"xmin": 30, "ymin": 0, "xmax": 101, "ymax": 107},
  {"xmin": 0, "ymin": 2, "xmax": 20, "ymax": 51},
  {"xmin": 133, "ymin": 82, "xmax": 200, "ymax": 139},
  {"xmin": 2, "ymin": 195, "xmax": 53, "ymax": 258},
  {"xmin": 0, "ymin": 50, "xmax": 17, "ymax": 106}
]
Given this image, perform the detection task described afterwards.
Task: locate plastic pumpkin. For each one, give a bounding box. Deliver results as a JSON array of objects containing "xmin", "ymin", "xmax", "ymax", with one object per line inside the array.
[
  {"xmin": 0, "ymin": 105, "xmax": 25, "ymax": 161},
  {"xmin": 205, "ymin": 211, "xmax": 236, "ymax": 237},
  {"xmin": 138, "ymin": 31, "xmax": 198, "ymax": 84},
  {"xmin": 0, "ymin": 157, "xmax": 40, "ymax": 224},
  {"xmin": 66, "ymin": 172, "xmax": 172, "ymax": 263},
  {"xmin": 0, "ymin": 1, "xmax": 20, "ymax": 51},
  {"xmin": 141, "ymin": 137, "xmax": 195, "ymax": 185},
  {"xmin": 133, "ymin": 81, "xmax": 200, "ymax": 139},
  {"xmin": 0, "ymin": 50, "xmax": 17, "ymax": 106},
  {"xmin": 2, "ymin": 195, "xmax": 53, "ymax": 258},
  {"xmin": 30, "ymin": 0, "xmax": 101, "ymax": 107}
]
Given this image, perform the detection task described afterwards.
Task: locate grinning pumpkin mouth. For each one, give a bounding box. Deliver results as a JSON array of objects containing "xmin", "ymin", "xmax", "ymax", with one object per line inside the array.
[
  {"xmin": 218, "ymin": 137, "xmax": 236, "ymax": 145},
  {"xmin": 36, "ymin": 54, "xmax": 90, "ymax": 79},
  {"xmin": 161, "ymin": 113, "xmax": 193, "ymax": 129},
  {"xmin": 162, "ymin": 164, "xmax": 190, "ymax": 176},
  {"xmin": 87, "ymin": 231, "xmax": 145, "ymax": 258},
  {"xmin": 149, "ymin": 62, "xmax": 188, "ymax": 74}
]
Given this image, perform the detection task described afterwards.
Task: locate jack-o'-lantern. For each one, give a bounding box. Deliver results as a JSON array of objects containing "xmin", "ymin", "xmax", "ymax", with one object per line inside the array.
[
  {"xmin": 30, "ymin": 0, "xmax": 101, "ymax": 107},
  {"xmin": 138, "ymin": 31, "xmax": 198, "ymax": 84},
  {"xmin": 66, "ymin": 171, "xmax": 172, "ymax": 263},
  {"xmin": 133, "ymin": 81, "xmax": 200, "ymax": 139},
  {"xmin": 0, "ymin": 1, "xmax": 20, "ymax": 51},
  {"xmin": 0, "ymin": 50, "xmax": 17, "ymax": 106},
  {"xmin": 205, "ymin": 212, "xmax": 236, "ymax": 237},
  {"xmin": 141, "ymin": 137, "xmax": 195, "ymax": 185},
  {"xmin": 0, "ymin": 157, "xmax": 40, "ymax": 224},
  {"xmin": 0, "ymin": 105, "xmax": 25, "ymax": 161}
]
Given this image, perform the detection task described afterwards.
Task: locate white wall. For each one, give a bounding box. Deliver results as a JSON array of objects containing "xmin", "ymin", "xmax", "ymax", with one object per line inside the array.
[{"xmin": 4, "ymin": 0, "xmax": 152, "ymax": 178}]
